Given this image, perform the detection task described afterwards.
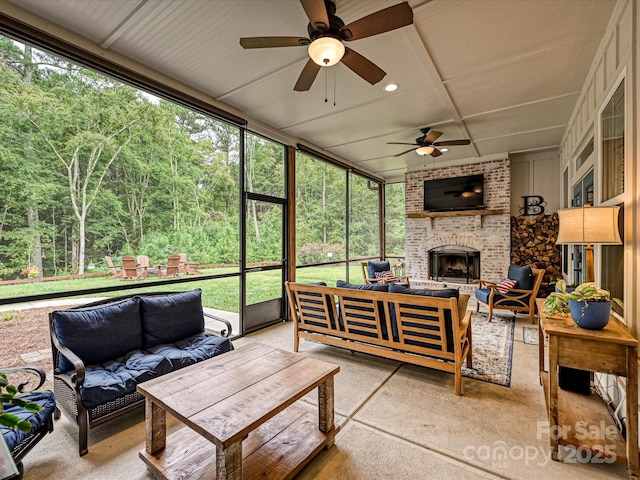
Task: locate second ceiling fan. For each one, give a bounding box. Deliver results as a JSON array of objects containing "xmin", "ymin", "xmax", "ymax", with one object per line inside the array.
[
  {"xmin": 239, "ymin": 0, "xmax": 413, "ymax": 91},
  {"xmin": 388, "ymin": 127, "xmax": 471, "ymax": 157}
]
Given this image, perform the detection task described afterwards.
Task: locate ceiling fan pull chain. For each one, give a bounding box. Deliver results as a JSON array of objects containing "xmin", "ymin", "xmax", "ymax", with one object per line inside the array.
[
  {"xmin": 333, "ymin": 68, "xmax": 337, "ymax": 106},
  {"xmin": 324, "ymin": 68, "xmax": 328, "ymax": 103}
]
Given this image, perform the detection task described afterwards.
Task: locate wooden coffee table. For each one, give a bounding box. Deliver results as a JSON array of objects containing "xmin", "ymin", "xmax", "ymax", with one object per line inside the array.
[{"xmin": 138, "ymin": 343, "xmax": 340, "ymax": 480}]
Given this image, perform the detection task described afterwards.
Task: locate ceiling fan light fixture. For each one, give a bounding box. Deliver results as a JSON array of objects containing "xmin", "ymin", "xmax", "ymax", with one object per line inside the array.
[
  {"xmin": 416, "ymin": 146, "xmax": 434, "ymax": 156},
  {"xmin": 308, "ymin": 37, "xmax": 345, "ymax": 66}
]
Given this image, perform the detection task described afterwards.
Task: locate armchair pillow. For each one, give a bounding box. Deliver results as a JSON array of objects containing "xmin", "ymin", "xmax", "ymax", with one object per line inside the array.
[
  {"xmin": 507, "ymin": 265, "xmax": 533, "ymax": 290},
  {"xmin": 367, "ymin": 261, "xmax": 391, "ymax": 279},
  {"xmin": 374, "ymin": 271, "xmax": 395, "ymax": 280},
  {"xmin": 496, "ymin": 279, "xmax": 518, "ymax": 294}
]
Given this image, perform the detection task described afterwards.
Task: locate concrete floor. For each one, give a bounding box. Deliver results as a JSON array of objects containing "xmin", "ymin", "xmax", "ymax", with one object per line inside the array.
[{"xmin": 21, "ymin": 315, "xmax": 628, "ymax": 480}]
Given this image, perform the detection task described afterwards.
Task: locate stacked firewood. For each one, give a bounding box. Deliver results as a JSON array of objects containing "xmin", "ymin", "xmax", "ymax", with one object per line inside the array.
[{"xmin": 511, "ymin": 213, "xmax": 562, "ymax": 296}]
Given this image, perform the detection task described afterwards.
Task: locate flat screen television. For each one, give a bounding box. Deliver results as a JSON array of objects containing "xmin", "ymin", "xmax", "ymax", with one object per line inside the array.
[{"xmin": 423, "ymin": 174, "xmax": 484, "ymax": 212}]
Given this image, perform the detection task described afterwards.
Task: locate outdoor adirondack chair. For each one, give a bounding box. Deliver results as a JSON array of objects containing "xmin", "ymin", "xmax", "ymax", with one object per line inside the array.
[
  {"xmin": 184, "ymin": 253, "xmax": 203, "ymax": 275},
  {"xmin": 104, "ymin": 256, "xmax": 123, "ymax": 278},
  {"xmin": 177, "ymin": 253, "xmax": 188, "ymax": 275},
  {"xmin": 159, "ymin": 254, "xmax": 182, "ymax": 277},
  {"xmin": 121, "ymin": 255, "xmax": 147, "ymax": 280}
]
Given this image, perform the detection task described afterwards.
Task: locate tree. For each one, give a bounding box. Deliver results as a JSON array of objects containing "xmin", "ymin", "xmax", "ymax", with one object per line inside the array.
[{"xmin": 18, "ymin": 71, "xmax": 138, "ymax": 273}]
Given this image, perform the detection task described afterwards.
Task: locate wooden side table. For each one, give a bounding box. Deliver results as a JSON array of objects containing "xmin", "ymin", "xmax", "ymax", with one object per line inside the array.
[{"xmin": 537, "ymin": 299, "xmax": 639, "ymax": 479}]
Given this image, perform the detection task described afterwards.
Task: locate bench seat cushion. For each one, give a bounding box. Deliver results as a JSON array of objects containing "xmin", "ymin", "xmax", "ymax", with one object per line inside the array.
[
  {"xmin": 80, "ymin": 334, "xmax": 232, "ymax": 408},
  {"xmin": 2, "ymin": 391, "xmax": 56, "ymax": 453},
  {"xmin": 147, "ymin": 333, "xmax": 232, "ymax": 370},
  {"xmin": 475, "ymin": 288, "xmax": 530, "ymax": 307}
]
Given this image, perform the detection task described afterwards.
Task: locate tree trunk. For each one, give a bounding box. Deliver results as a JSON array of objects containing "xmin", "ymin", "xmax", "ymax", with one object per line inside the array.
[
  {"xmin": 27, "ymin": 209, "xmax": 43, "ymax": 277},
  {"xmin": 322, "ymin": 165, "xmax": 327, "ymax": 244}
]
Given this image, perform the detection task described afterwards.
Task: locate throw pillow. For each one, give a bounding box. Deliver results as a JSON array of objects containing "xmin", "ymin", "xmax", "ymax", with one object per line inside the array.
[
  {"xmin": 496, "ymin": 279, "xmax": 518, "ymax": 294},
  {"xmin": 374, "ymin": 270, "xmax": 395, "ymax": 280},
  {"xmin": 367, "ymin": 261, "xmax": 391, "ymax": 279}
]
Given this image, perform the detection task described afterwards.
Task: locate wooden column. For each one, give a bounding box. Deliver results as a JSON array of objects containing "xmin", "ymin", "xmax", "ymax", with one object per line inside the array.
[{"xmin": 287, "ymin": 144, "xmax": 297, "ymax": 287}]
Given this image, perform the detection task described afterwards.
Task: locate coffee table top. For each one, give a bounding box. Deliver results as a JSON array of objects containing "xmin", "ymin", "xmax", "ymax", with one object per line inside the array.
[{"xmin": 137, "ymin": 343, "xmax": 340, "ymax": 448}]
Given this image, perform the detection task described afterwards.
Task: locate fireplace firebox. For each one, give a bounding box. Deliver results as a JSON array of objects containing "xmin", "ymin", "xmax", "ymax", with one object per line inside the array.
[{"xmin": 429, "ymin": 246, "xmax": 480, "ymax": 284}]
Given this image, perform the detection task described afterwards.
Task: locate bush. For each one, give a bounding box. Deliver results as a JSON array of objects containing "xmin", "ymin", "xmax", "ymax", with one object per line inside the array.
[{"xmin": 297, "ymin": 243, "xmax": 346, "ymax": 265}]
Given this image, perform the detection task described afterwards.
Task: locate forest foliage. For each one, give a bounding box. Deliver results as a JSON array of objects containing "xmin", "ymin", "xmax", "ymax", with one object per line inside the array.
[{"xmin": 0, "ymin": 37, "xmax": 404, "ymax": 281}]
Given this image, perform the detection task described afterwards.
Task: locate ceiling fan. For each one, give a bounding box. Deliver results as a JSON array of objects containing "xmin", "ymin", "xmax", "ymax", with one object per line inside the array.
[
  {"xmin": 388, "ymin": 127, "xmax": 471, "ymax": 157},
  {"xmin": 239, "ymin": 0, "xmax": 413, "ymax": 91}
]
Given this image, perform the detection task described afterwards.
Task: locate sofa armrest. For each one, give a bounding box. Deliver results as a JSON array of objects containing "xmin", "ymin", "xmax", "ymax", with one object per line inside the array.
[
  {"xmin": 474, "ymin": 278, "xmax": 497, "ymax": 289},
  {"xmin": 203, "ymin": 311, "xmax": 233, "ymax": 337},
  {"xmin": 50, "ymin": 330, "xmax": 87, "ymax": 386}
]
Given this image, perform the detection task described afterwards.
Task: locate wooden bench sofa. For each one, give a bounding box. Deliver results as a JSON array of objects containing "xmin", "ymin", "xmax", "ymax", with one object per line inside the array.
[
  {"xmin": 49, "ymin": 288, "xmax": 233, "ymax": 456},
  {"xmin": 285, "ymin": 281, "xmax": 473, "ymax": 395}
]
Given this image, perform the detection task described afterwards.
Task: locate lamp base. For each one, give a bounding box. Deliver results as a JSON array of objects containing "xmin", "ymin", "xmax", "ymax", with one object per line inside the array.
[{"xmin": 559, "ymin": 366, "xmax": 591, "ymax": 395}]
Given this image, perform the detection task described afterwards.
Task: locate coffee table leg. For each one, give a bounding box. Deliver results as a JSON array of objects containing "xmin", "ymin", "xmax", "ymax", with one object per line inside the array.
[
  {"xmin": 145, "ymin": 398, "xmax": 166, "ymax": 454},
  {"xmin": 216, "ymin": 440, "xmax": 242, "ymax": 480},
  {"xmin": 318, "ymin": 377, "xmax": 335, "ymax": 448}
]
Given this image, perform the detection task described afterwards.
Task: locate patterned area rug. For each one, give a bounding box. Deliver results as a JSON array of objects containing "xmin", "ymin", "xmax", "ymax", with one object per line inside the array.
[
  {"xmin": 522, "ymin": 326, "xmax": 539, "ymax": 345},
  {"xmin": 462, "ymin": 313, "xmax": 515, "ymax": 387}
]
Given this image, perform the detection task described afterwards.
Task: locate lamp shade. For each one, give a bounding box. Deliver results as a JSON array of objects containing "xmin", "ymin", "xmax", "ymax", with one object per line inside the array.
[
  {"xmin": 556, "ymin": 205, "xmax": 622, "ymax": 245},
  {"xmin": 308, "ymin": 37, "xmax": 345, "ymax": 66},
  {"xmin": 416, "ymin": 146, "xmax": 434, "ymax": 156}
]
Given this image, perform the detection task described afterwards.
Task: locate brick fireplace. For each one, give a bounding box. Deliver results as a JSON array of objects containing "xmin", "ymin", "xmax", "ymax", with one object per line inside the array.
[{"xmin": 405, "ymin": 159, "xmax": 511, "ymax": 293}]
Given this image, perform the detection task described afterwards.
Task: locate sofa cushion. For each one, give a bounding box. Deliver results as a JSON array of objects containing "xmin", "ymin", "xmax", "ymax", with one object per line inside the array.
[
  {"xmin": 388, "ymin": 284, "xmax": 459, "ymax": 299},
  {"xmin": 148, "ymin": 333, "xmax": 233, "ymax": 370},
  {"xmin": 80, "ymin": 350, "xmax": 170, "ymax": 408},
  {"xmin": 507, "ymin": 265, "xmax": 533, "ymax": 290},
  {"xmin": 336, "ymin": 280, "xmax": 388, "ymax": 292},
  {"xmin": 388, "ymin": 284, "xmax": 459, "ymax": 351},
  {"xmin": 1, "ymin": 390, "xmax": 56, "ymax": 453},
  {"xmin": 140, "ymin": 289, "xmax": 205, "ymax": 348},
  {"xmin": 52, "ymin": 297, "xmax": 142, "ymax": 373},
  {"xmin": 80, "ymin": 334, "xmax": 233, "ymax": 408}
]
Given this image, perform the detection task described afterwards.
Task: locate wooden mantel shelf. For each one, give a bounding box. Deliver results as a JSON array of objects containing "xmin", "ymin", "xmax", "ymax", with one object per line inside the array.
[{"xmin": 406, "ymin": 209, "xmax": 503, "ymax": 218}]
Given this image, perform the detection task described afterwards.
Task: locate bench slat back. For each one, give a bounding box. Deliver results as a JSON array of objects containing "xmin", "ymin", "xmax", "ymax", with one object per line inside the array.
[{"xmin": 286, "ymin": 282, "xmax": 465, "ymax": 360}]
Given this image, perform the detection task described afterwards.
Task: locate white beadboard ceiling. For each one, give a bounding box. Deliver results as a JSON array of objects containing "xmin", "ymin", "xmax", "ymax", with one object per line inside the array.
[{"xmin": 2, "ymin": 0, "xmax": 616, "ymax": 182}]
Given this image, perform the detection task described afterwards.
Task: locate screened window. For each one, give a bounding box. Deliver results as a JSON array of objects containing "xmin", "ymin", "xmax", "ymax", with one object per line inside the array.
[{"xmin": 601, "ymin": 80, "xmax": 624, "ymax": 201}]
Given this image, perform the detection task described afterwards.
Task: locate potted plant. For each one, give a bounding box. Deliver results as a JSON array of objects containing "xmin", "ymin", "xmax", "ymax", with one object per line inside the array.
[{"xmin": 544, "ymin": 280, "xmax": 623, "ymax": 330}]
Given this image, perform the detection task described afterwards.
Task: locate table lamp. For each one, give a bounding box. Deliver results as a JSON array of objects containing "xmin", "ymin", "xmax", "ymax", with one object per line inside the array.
[
  {"xmin": 555, "ymin": 205, "xmax": 622, "ymax": 283},
  {"xmin": 554, "ymin": 204, "xmax": 622, "ymax": 394}
]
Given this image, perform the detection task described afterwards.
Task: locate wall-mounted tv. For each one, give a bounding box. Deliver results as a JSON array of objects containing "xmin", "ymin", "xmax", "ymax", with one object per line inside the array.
[{"xmin": 423, "ymin": 174, "xmax": 484, "ymax": 212}]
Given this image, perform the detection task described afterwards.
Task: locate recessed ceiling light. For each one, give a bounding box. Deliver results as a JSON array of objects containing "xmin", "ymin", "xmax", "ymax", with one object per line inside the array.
[
  {"xmin": 384, "ymin": 83, "xmax": 398, "ymax": 92},
  {"xmin": 440, "ymin": 148, "xmax": 449, "ymax": 152}
]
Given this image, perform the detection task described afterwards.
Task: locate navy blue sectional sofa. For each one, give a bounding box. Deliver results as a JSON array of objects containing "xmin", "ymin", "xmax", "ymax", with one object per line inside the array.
[{"xmin": 49, "ymin": 289, "xmax": 233, "ymax": 456}]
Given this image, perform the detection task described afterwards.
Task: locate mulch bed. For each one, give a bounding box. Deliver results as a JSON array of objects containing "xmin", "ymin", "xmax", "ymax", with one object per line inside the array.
[{"xmin": 0, "ymin": 306, "xmax": 73, "ymax": 391}]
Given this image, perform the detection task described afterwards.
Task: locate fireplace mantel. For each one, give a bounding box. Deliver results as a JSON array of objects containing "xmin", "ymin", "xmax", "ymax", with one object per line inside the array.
[{"xmin": 406, "ymin": 209, "xmax": 503, "ymax": 218}]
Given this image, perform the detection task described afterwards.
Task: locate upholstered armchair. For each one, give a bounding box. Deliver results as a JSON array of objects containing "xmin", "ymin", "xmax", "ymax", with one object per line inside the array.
[
  {"xmin": 474, "ymin": 265, "xmax": 544, "ymax": 323},
  {"xmin": 361, "ymin": 260, "xmax": 411, "ymax": 287}
]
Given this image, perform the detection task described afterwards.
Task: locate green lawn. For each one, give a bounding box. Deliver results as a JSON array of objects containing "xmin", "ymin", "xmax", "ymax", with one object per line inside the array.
[{"xmin": 0, "ymin": 264, "xmax": 363, "ymax": 313}]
